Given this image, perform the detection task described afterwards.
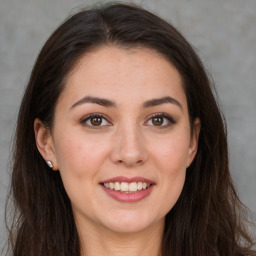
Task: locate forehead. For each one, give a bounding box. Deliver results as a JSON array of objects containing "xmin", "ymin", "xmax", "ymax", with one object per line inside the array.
[{"xmin": 58, "ymin": 46, "xmax": 187, "ymax": 109}]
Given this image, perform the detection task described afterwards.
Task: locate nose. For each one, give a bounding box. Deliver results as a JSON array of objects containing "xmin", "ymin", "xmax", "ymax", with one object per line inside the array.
[{"xmin": 110, "ymin": 124, "xmax": 148, "ymax": 167}]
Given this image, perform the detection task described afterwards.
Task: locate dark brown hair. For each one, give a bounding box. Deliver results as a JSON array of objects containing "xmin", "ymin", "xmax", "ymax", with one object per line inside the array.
[{"xmin": 6, "ymin": 2, "xmax": 255, "ymax": 256}]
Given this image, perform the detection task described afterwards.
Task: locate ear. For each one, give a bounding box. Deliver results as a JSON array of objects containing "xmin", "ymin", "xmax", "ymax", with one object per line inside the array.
[
  {"xmin": 187, "ymin": 118, "xmax": 201, "ymax": 167},
  {"xmin": 34, "ymin": 118, "xmax": 58, "ymax": 170}
]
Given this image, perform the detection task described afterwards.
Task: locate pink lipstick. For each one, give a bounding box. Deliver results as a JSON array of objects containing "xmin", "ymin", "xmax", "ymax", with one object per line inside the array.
[{"xmin": 100, "ymin": 176, "xmax": 155, "ymax": 203}]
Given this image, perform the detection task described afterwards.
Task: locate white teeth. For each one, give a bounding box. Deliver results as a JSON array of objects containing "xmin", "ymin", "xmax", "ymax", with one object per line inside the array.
[
  {"xmin": 137, "ymin": 182, "xmax": 143, "ymax": 191},
  {"xmin": 103, "ymin": 181, "xmax": 151, "ymax": 193},
  {"xmin": 142, "ymin": 182, "xmax": 147, "ymax": 189},
  {"xmin": 104, "ymin": 183, "xmax": 110, "ymax": 188},
  {"xmin": 129, "ymin": 182, "xmax": 137, "ymax": 192},
  {"xmin": 109, "ymin": 182, "xmax": 114, "ymax": 189},
  {"xmin": 114, "ymin": 182, "xmax": 120, "ymax": 191},
  {"xmin": 120, "ymin": 182, "xmax": 129, "ymax": 192}
]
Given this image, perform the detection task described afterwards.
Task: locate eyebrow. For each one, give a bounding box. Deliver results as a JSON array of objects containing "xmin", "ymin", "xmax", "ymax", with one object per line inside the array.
[
  {"xmin": 70, "ymin": 96, "xmax": 117, "ymax": 109},
  {"xmin": 143, "ymin": 96, "xmax": 183, "ymax": 111},
  {"xmin": 70, "ymin": 96, "xmax": 182, "ymax": 111}
]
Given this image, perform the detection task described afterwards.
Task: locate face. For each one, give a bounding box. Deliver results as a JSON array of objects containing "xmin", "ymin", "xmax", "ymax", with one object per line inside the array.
[{"xmin": 36, "ymin": 46, "xmax": 200, "ymax": 235}]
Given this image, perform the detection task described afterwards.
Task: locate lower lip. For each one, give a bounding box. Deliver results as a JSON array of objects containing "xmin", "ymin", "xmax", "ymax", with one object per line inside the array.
[{"xmin": 101, "ymin": 185, "xmax": 154, "ymax": 203}]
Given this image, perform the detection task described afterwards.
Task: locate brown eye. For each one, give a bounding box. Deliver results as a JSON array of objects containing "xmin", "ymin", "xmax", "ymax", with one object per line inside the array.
[
  {"xmin": 81, "ymin": 114, "xmax": 111, "ymax": 128},
  {"xmin": 90, "ymin": 117, "xmax": 102, "ymax": 126},
  {"xmin": 145, "ymin": 114, "xmax": 176, "ymax": 128},
  {"xmin": 152, "ymin": 117, "xmax": 164, "ymax": 126}
]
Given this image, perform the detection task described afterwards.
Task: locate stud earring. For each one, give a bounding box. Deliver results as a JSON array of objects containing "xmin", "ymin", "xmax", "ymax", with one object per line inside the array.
[{"xmin": 46, "ymin": 160, "xmax": 53, "ymax": 168}]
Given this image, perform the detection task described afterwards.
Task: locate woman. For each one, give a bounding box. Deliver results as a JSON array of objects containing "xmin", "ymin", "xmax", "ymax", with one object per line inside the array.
[{"xmin": 6, "ymin": 2, "xmax": 255, "ymax": 256}]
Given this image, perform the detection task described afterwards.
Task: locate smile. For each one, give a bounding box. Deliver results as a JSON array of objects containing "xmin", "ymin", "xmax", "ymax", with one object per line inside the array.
[
  {"xmin": 103, "ymin": 182, "xmax": 151, "ymax": 193},
  {"xmin": 100, "ymin": 176, "xmax": 155, "ymax": 202}
]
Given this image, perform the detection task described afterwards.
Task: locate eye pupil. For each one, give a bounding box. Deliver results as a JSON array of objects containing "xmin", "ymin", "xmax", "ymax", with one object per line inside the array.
[
  {"xmin": 152, "ymin": 117, "xmax": 163, "ymax": 126},
  {"xmin": 91, "ymin": 117, "xmax": 102, "ymax": 126}
]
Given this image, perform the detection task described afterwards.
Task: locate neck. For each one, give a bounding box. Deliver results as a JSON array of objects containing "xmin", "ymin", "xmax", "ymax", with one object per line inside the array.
[{"xmin": 77, "ymin": 219, "xmax": 164, "ymax": 256}]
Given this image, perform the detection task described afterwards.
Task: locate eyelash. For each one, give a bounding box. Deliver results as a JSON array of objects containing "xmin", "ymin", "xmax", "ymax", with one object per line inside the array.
[
  {"xmin": 145, "ymin": 113, "xmax": 176, "ymax": 128},
  {"xmin": 81, "ymin": 113, "xmax": 111, "ymax": 129},
  {"xmin": 80, "ymin": 112, "xmax": 176, "ymax": 129}
]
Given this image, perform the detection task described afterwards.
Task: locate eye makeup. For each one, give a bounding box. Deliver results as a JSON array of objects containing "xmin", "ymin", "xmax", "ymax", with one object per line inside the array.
[
  {"xmin": 145, "ymin": 112, "xmax": 176, "ymax": 128},
  {"xmin": 80, "ymin": 112, "xmax": 176, "ymax": 130}
]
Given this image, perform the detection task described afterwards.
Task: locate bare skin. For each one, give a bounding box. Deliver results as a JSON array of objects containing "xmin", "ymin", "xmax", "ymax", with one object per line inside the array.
[
  {"xmin": 77, "ymin": 215, "xmax": 164, "ymax": 256},
  {"xmin": 35, "ymin": 46, "xmax": 200, "ymax": 256}
]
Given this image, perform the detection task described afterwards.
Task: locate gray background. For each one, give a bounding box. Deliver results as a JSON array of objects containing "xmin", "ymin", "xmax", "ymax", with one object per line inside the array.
[{"xmin": 1, "ymin": 0, "xmax": 256, "ymax": 252}]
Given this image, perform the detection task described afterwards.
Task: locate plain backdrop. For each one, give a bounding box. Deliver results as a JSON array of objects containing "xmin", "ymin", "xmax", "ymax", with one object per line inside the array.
[{"xmin": 1, "ymin": 0, "xmax": 256, "ymax": 251}]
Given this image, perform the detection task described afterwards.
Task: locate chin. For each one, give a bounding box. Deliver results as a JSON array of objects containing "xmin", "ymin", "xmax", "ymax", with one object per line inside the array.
[{"xmin": 101, "ymin": 210, "xmax": 162, "ymax": 234}]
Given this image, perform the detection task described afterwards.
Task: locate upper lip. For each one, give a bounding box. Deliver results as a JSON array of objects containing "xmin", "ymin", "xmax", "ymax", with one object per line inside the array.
[{"xmin": 100, "ymin": 176, "xmax": 155, "ymax": 184}]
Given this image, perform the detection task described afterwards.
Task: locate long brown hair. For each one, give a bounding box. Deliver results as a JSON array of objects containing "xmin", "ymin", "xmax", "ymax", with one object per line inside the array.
[{"xmin": 5, "ymin": 3, "xmax": 255, "ymax": 256}]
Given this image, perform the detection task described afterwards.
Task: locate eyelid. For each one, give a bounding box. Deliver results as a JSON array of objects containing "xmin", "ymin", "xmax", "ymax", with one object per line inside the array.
[
  {"xmin": 144, "ymin": 112, "xmax": 176, "ymax": 127},
  {"xmin": 80, "ymin": 113, "xmax": 112, "ymax": 128},
  {"xmin": 80, "ymin": 112, "xmax": 176, "ymax": 129}
]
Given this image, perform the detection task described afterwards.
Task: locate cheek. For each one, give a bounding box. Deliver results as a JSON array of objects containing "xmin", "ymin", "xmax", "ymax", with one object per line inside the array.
[
  {"xmin": 54, "ymin": 133, "xmax": 109, "ymax": 178},
  {"xmin": 158, "ymin": 139, "xmax": 187, "ymax": 189},
  {"xmin": 149, "ymin": 131, "xmax": 190, "ymax": 209},
  {"xmin": 53, "ymin": 134, "xmax": 110, "ymax": 207},
  {"xmin": 151, "ymin": 132, "xmax": 190, "ymax": 173}
]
